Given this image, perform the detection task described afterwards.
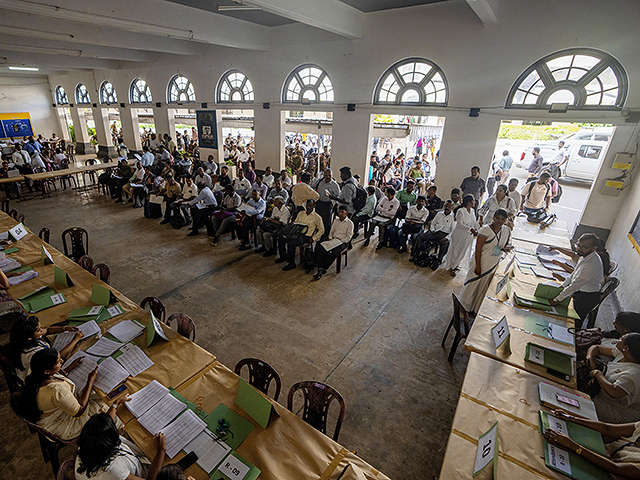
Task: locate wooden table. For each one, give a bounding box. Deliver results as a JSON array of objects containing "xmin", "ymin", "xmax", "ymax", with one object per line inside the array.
[{"xmin": 512, "ymin": 216, "xmax": 572, "ymax": 249}]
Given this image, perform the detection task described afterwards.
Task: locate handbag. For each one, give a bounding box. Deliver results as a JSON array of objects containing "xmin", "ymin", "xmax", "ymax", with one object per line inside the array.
[
  {"xmin": 569, "ymin": 328, "xmax": 603, "ymax": 362},
  {"xmin": 577, "ymin": 360, "xmax": 607, "ymax": 399},
  {"xmin": 277, "ymin": 223, "xmax": 308, "ymax": 242}
]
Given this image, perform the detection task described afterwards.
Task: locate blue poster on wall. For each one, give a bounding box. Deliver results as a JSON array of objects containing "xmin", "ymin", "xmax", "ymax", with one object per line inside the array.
[
  {"xmin": 196, "ymin": 110, "xmax": 217, "ymax": 149},
  {"xmin": 0, "ymin": 122, "xmax": 5, "ymax": 139},
  {"xmin": 1, "ymin": 119, "xmax": 33, "ymax": 139}
]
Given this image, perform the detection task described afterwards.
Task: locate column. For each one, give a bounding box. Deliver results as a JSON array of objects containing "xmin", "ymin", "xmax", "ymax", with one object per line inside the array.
[
  {"xmin": 120, "ymin": 107, "xmax": 142, "ymax": 152},
  {"xmin": 55, "ymin": 108, "xmax": 71, "ymax": 141},
  {"xmin": 92, "ymin": 107, "xmax": 115, "ymax": 158},
  {"xmin": 69, "ymin": 107, "xmax": 92, "ymax": 154},
  {"xmin": 199, "ymin": 110, "xmax": 224, "ymax": 169},
  {"xmin": 153, "ymin": 106, "xmax": 171, "ymax": 139},
  {"xmin": 331, "ymin": 107, "xmax": 373, "ymax": 182},
  {"xmin": 167, "ymin": 108, "xmax": 177, "ymax": 140},
  {"xmin": 254, "ymin": 107, "xmax": 285, "ymax": 174}
]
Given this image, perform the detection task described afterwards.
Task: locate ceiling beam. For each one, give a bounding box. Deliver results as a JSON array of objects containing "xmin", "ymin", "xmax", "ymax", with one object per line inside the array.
[
  {"xmin": 465, "ymin": 0, "xmax": 498, "ymax": 25},
  {"xmin": 245, "ymin": 0, "xmax": 364, "ymax": 39},
  {"xmin": 0, "ymin": 51, "xmax": 122, "ymax": 70},
  {"xmin": 0, "ymin": 0, "xmax": 271, "ymax": 51}
]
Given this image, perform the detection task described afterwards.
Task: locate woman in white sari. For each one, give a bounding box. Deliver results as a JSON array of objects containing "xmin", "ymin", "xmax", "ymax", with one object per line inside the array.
[
  {"xmin": 442, "ymin": 195, "xmax": 478, "ymax": 276},
  {"xmin": 460, "ymin": 209, "xmax": 512, "ymax": 314}
]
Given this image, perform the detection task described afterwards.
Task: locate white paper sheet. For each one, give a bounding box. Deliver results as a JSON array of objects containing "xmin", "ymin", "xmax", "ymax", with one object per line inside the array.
[
  {"xmin": 116, "ymin": 343, "xmax": 154, "ymax": 377},
  {"xmin": 108, "ymin": 320, "xmax": 146, "ymax": 343},
  {"xmin": 320, "ymin": 238, "xmax": 343, "ymax": 251},
  {"xmin": 532, "ymin": 266, "xmax": 554, "ymax": 279},
  {"xmin": 515, "ymin": 254, "xmax": 537, "ymax": 265},
  {"xmin": 8, "ymin": 270, "xmax": 38, "ymax": 286},
  {"xmin": 161, "ymin": 409, "xmax": 207, "ymax": 458},
  {"xmin": 52, "ymin": 331, "xmax": 76, "ymax": 352},
  {"xmin": 107, "ymin": 304, "xmax": 123, "ymax": 317},
  {"xmin": 548, "ymin": 324, "xmax": 574, "ymax": 345},
  {"xmin": 86, "ymin": 337, "xmax": 124, "ymax": 357},
  {"xmin": 126, "ymin": 380, "xmax": 169, "ymax": 417},
  {"xmin": 78, "ymin": 320, "xmax": 101, "ymax": 338},
  {"xmin": 62, "ymin": 351, "xmax": 99, "ymax": 390},
  {"xmin": 94, "ymin": 356, "xmax": 130, "ymax": 393},
  {"xmin": 184, "ymin": 429, "xmax": 231, "ymax": 474},
  {"xmin": 138, "ymin": 393, "xmax": 187, "ymax": 435}
]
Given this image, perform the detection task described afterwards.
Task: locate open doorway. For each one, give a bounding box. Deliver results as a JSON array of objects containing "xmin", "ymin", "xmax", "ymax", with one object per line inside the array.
[
  {"xmin": 107, "ymin": 108, "xmax": 121, "ymax": 145},
  {"xmin": 493, "ymin": 120, "xmax": 615, "ymax": 233},
  {"xmin": 135, "ymin": 108, "xmax": 156, "ymax": 149},
  {"xmin": 370, "ymin": 114, "xmax": 445, "ymax": 194},
  {"xmin": 221, "ymin": 108, "xmax": 255, "ymax": 164},
  {"xmin": 284, "ymin": 110, "xmax": 332, "ymax": 180}
]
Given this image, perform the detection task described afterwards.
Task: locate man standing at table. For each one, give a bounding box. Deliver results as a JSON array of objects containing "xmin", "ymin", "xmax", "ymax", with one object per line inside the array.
[{"xmin": 549, "ymin": 233, "xmax": 603, "ymax": 326}]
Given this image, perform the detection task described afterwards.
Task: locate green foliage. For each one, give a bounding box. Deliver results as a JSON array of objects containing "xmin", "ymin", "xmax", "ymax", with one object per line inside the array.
[{"xmin": 68, "ymin": 124, "xmax": 76, "ymax": 142}]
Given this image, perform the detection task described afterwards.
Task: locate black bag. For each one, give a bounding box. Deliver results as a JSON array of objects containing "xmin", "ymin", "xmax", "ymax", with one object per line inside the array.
[
  {"xmin": 552, "ymin": 184, "xmax": 563, "ymax": 203},
  {"xmin": 170, "ymin": 209, "xmax": 186, "ymax": 229},
  {"xmin": 277, "ymin": 223, "xmax": 308, "ymax": 242},
  {"xmin": 385, "ymin": 225, "xmax": 400, "ymax": 249},
  {"xmin": 413, "ymin": 238, "xmax": 434, "ymax": 268},
  {"xmin": 260, "ymin": 219, "xmax": 280, "ymax": 233},
  {"xmin": 577, "ymin": 361, "xmax": 607, "ymax": 399},
  {"xmin": 144, "ymin": 200, "xmax": 162, "ymax": 219},
  {"xmin": 526, "ymin": 209, "xmax": 548, "ymax": 224},
  {"xmin": 353, "ymin": 185, "xmax": 368, "ymax": 213},
  {"xmin": 132, "ymin": 187, "xmax": 145, "ymax": 208}
]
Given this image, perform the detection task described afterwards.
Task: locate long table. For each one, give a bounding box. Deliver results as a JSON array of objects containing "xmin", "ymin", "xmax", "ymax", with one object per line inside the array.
[{"xmin": 0, "ymin": 212, "xmax": 390, "ymax": 480}]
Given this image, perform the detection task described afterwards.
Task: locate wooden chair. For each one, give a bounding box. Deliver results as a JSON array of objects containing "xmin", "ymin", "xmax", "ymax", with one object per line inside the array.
[
  {"xmin": 39, "ymin": 227, "xmax": 50, "ymax": 243},
  {"xmin": 92, "ymin": 263, "xmax": 110, "ymax": 284},
  {"xmin": 166, "ymin": 313, "xmax": 196, "ymax": 341},
  {"xmin": 234, "ymin": 358, "xmax": 281, "ymax": 401},
  {"xmin": 0, "ymin": 343, "xmax": 23, "ymax": 393},
  {"xmin": 335, "ymin": 247, "xmax": 348, "ymax": 274},
  {"xmin": 78, "ymin": 254, "xmax": 94, "ymax": 272},
  {"xmin": 140, "ymin": 297, "xmax": 166, "ymax": 323},
  {"xmin": 1, "ymin": 199, "xmax": 9, "ymax": 213},
  {"xmin": 287, "ymin": 381, "xmax": 346, "ymax": 441},
  {"xmin": 61, "ymin": 227, "xmax": 89, "ymax": 262},
  {"xmin": 585, "ymin": 276, "xmax": 620, "ymax": 329},
  {"xmin": 10, "ymin": 392, "xmax": 79, "ymax": 477},
  {"xmin": 57, "ymin": 458, "xmax": 76, "ymax": 480},
  {"xmin": 441, "ymin": 292, "xmax": 474, "ymax": 363}
]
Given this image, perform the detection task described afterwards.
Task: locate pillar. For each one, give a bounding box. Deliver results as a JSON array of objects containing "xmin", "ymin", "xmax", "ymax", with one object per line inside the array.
[
  {"xmin": 254, "ymin": 107, "xmax": 285, "ymax": 173},
  {"xmin": 153, "ymin": 106, "xmax": 171, "ymax": 139},
  {"xmin": 120, "ymin": 107, "xmax": 142, "ymax": 153},
  {"xmin": 55, "ymin": 108, "xmax": 71, "ymax": 141},
  {"xmin": 167, "ymin": 108, "xmax": 177, "ymax": 140},
  {"xmin": 69, "ymin": 107, "xmax": 92, "ymax": 154},
  {"xmin": 92, "ymin": 107, "xmax": 115, "ymax": 158},
  {"xmin": 199, "ymin": 110, "xmax": 224, "ymax": 168},
  {"xmin": 331, "ymin": 107, "xmax": 373, "ymax": 182}
]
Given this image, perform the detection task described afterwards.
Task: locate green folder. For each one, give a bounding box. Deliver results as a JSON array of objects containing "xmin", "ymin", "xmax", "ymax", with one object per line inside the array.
[
  {"xmin": 54, "ymin": 266, "xmax": 74, "ymax": 288},
  {"xmin": 66, "ymin": 305, "xmax": 111, "ymax": 323},
  {"xmin": 146, "ymin": 311, "xmax": 169, "ymax": 347},
  {"xmin": 205, "ymin": 404, "xmax": 255, "ymax": 451},
  {"xmin": 236, "ymin": 378, "xmax": 277, "ymax": 429},
  {"xmin": 90, "ymin": 283, "xmax": 118, "ymax": 305},
  {"xmin": 522, "ymin": 317, "xmax": 575, "ymax": 346},
  {"xmin": 554, "ymin": 305, "xmax": 581, "ymax": 320},
  {"xmin": 29, "ymin": 292, "xmax": 67, "ymax": 313},
  {"xmin": 540, "ymin": 412, "xmax": 609, "ymax": 480},
  {"xmin": 214, "ymin": 453, "xmax": 261, "ymax": 480},
  {"xmin": 6, "ymin": 265, "xmax": 32, "ymax": 274},
  {"xmin": 535, "ymin": 284, "xmax": 570, "ymax": 307},
  {"xmin": 4, "ymin": 247, "xmax": 19, "ymax": 254},
  {"xmin": 514, "ymin": 292, "xmax": 554, "ymax": 311},
  {"xmin": 17, "ymin": 286, "xmax": 54, "ymax": 312},
  {"xmin": 169, "ymin": 388, "xmax": 208, "ymax": 420},
  {"xmin": 525, "ymin": 342, "xmax": 573, "ymax": 377}
]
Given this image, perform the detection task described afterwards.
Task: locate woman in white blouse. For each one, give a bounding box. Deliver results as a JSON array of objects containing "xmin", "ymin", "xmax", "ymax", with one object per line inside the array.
[
  {"xmin": 441, "ymin": 195, "xmax": 478, "ymax": 276},
  {"xmin": 477, "ymin": 184, "xmax": 517, "ymax": 227}
]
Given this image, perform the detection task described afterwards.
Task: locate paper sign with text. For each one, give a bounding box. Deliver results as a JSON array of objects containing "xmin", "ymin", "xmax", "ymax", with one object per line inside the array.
[
  {"xmin": 491, "ymin": 316, "xmax": 510, "ymax": 352},
  {"xmin": 473, "ymin": 421, "xmax": 498, "ymax": 477},
  {"xmin": 9, "ymin": 223, "xmax": 27, "ymax": 241}
]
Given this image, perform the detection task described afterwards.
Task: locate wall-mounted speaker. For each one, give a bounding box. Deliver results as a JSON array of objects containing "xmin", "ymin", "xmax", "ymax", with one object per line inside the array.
[
  {"xmin": 347, "ymin": 103, "xmax": 356, "ymax": 111},
  {"xmin": 469, "ymin": 108, "xmax": 480, "ymax": 117},
  {"xmin": 263, "ymin": 102, "xmax": 270, "ymax": 109}
]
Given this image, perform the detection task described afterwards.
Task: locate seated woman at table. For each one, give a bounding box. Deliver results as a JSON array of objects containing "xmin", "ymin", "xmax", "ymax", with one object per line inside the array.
[
  {"xmin": 155, "ymin": 464, "xmax": 196, "ymax": 480},
  {"xmin": 10, "ymin": 315, "xmax": 83, "ymax": 382},
  {"xmin": 544, "ymin": 409, "xmax": 640, "ymax": 479},
  {"xmin": 17, "ymin": 348, "xmax": 116, "ymax": 440},
  {"xmin": 586, "ymin": 333, "xmax": 640, "ymax": 424},
  {"xmin": 75, "ymin": 412, "xmax": 166, "ymax": 480},
  {"xmin": 441, "ymin": 194, "xmax": 478, "ymax": 276},
  {"xmin": 459, "ymin": 209, "xmax": 512, "ymax": 315}
]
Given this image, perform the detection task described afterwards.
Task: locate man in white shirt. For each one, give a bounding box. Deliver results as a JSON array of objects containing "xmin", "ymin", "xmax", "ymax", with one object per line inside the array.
[
  {"xmin": 148, "ymin": 133, "xmax": 160, "ymax": 152},
  {"xmin": 410, "ymin": 200, "xmax": 455, "ymax": 263},
  {"xmin": 313, "ymin": 169, "xmax": 341, "ymax": 241},
  {"xmin": 171, "ymin": 177, "xmax": 198, "ymax": 225},
  {"xmin": 194, "ymin": 167, "xmax": 213, "ymax": 189},
  {"xmin": 279, "ymin": 170, "xmax": 292, "ymax": 191},
  {"xmin": 12, "ymin": 145, "xmax": 26, "ymax": 167},
  {"xmin": 232, "ymin": 170, "xmax": 252, "ymax": 199},
  {"xmin": 398, "ymin": 195, "xmax": 428, "ymax": 253},
  {"xmin": 122, "ymin": 161, "xmax": 145, "ymax": 202},
  {"xmin": 508, "ymin": 178, "xmax": 521, "ymax": 211},
  {"xmin": 141, "ymin": 146, "xmax": 154, "ymax": 167},
  {"xmin": 365, "ymin": 186, "xmax": 400, "ymax": 249},
  {"xmin": 549, "ymin": 233, "xmax": 603, "ymax": 326},
  {"xmin": 256, "ymin": 196, "xmax": 290, "ymax": 257},
  {"xmin": 236, "ymin": 146, "xmax": 249, "ymax": 166},
  {"xmin": 552, "ymin": 141, "xmax": 569, "ymax": 166},
  {"xmin": 187, "ymin": 182, "xmax": 218, "ymax": 236},
  {"xmin": 313, "ymin": 205, "xmax": 354, "ymax": 280},
  {"xmin": 237, "ymin": 189, "xmax": 267, "ymax": 250},
  {"xmin": 263, "ymin": 166, "xmax": 275, "ymax": 188},
  {"xmin": 267, "ymin": 179, "xmax": 289, "ymax": 205}
]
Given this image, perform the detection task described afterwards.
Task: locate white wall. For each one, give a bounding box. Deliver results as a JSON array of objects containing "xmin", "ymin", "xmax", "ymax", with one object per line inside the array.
[{"xmin": 0, "ymin": 75, "xmax": 59, "ymax": 137}]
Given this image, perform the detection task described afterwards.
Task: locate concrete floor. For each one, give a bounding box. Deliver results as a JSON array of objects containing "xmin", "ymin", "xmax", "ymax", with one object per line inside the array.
[{"xmin": 0, "ymin": 164, "xmax": 618, "ymax": 480}]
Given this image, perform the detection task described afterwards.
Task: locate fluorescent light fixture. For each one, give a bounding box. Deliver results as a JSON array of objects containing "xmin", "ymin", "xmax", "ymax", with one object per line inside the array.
[
  {"xmin": 0, "ymin": 43, "xmax": 82, "ymax": 57},
  {"xmin": 8, "ymin": 66, "xmax": 39, "ymax": 71},
  {"xmin": 0, "ymin": 25, "xmax": 75, "ymax": 42}
]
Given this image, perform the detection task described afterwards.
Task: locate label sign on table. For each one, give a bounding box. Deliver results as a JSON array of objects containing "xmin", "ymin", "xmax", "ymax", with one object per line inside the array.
[
  {"xmin": 490, "ymin": 316, "xmax": 510, "ymax": 351},
  {"xmin": 218, "ymin": 454, "xmax": 250, "ymax": 480},
  {"xmin": 41, "ymin": 246, "xmax": 54, "ymax": 265},
  {"xmin": 495, "ymin": 275, "xmax": 509, "ymax": 296},
  {"xmin": 473, "ymin": 421, "xmax": 498, "ymax": 477},
  {"xmin": 546, "ymin": 415, "xmax": 568, "ymax": 435},
  {"xmin": 528, "ymin": 345, "xmax": 545, "ymax": 365},
  {"xmin": 9, "ymin": 223, "xmax": 27, "ymax": 241},
  {"xmin": 548, "ymin": 444, "xmax": 572, "ymax": 475}
]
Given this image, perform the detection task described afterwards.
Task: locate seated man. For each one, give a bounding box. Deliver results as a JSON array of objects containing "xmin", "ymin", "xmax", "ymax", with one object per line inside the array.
[
  {"xmin": 111, "ymin": 159, "xmax": 133, "ymax": 202},
  {"xmin": 395, "ymin": 180, "xmax": 417, "ymax": 219},
  {"xmin": 277, "ymin": 199, "xmax": 324, "ymax": 271},
  {"xmin": 279, "ymin": 169, "xmax": 293, "ymax": 192},
  {"xmin": 520, "ymin": 172, "xmax": 551, "ymax": 215},
  {"xmin": 425, "ymin": 185, "xmax": 443, "ymax": 222},
  {"xmin": 313, "ymin": 205, "xmax": 354, "ymax": 280},
  {"xmin": 232, "ymin": 170, "xmax": 252, "ymax": 200},
  {"xmin": 158, "ymin": 173, "xmax": 182, "ymax": 224},
  {"xmin": 121, "ymin": 161, "xmax": 144, "ymax": 203},
  {"xmin": 266, "ymin": 178, "xmax": 289, "ymax": 205},
  {"xmin": 186, "ymin": 182, "xmax": 218, "ymax": 236},
  {"xmin": 202, "ymin": 154, "xmax": 218, "ymax": 176},
  {"xmin": 398, "ymin": 195, "xmax": 428, "ymax": 253},
  {"xmin": 173, "ymin": 153, "xmax": 192, "ymax": 179},
  {"xmin": 368, "ymin": 179, "xmax": 383, "ymax": 203},
  {"xmin": 141, "ymin": 145, "xmax": 154, "ymax": 167},
  {"xmin": 256, "ymin": 196, "xmax": 290, "ymax": 256},
  {"xmin": 236, "ymin": 189, "xmax": 267, "ymax": 251},
  {"xmin": 364, "ymin": 186, "xmax": 400, "ymax": 248},
  {"xmin": 194, "ymin": 167, "xmax": 213, "ymax": 189},
  {"xmin": 218, "ymin": 165, "xmax": 232, "ymax": 188},
  {"xmin": 171, "ymin": 177, "xmax": 198, "ymax": 226},
  {"xmin": 263, "ymin": 166, "xmax": 275, "ymax": 188},
  {"xmin": 352, "ymin": 186, "xmax": 377, "ymax": 239},
  {"xmin": 251, "ymin": 175, "xmax": 268, "ymax": 199},
  {"xmin": 410, "ymin": 200, "xmax": 455, "ymax": 263},
  {"xmin": 450, "ymin": 188, "xmax": 462, "ymax": 209},
  {"xmin": 210, "ymin": 185, "xmax": 243, "ymax": 244}
]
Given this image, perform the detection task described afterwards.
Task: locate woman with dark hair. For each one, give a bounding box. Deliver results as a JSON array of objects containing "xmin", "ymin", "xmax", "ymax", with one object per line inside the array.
[
  {"xmin": 155, "ymin": 464, "xmax": 195, "ymax": 480},
  {"xmin": 442, "ymin": 194, "xmax": 478, "ymax": 276},
  {"xmin": 75, "ymin": 413, "xmax": 166, "ymax": 480},
  {"xmin": 21, "ymin": 348, "xmax": 114, "ymax": 440},
  {"xmin": 10, "ymin": 315, "xmax": 83, "ymax": 381},
  {"xmin": 587, "ymin": 333, "xmax": 640, "ymax": 423}
]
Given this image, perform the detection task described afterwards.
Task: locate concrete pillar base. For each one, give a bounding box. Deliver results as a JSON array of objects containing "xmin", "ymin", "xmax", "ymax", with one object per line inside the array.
[
  {"xmin": 97, "ymin": 145, "xmax": 117, "ymax": 158},
  {"xmin": 75, "ymin": 142, "xmax": 94, "ymax": 155}
]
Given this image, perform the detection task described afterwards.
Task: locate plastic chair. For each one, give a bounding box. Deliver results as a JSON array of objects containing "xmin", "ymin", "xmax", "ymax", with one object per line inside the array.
[
  {"xmin": 441, "ymin": 292, "xmax": 474, "ymax": 363},
  {"xmin": 166, "ymin": 313, "xmax": 196, "ymax": 341},
  {"xmin": 140, "ymin": 297, "xmax": 166, "ymax": 323},
  {"xmin": 609, "ymin": 261, "xmax": 618, "ymax": 275},
  {"xmin": 16, "ymin": 212, "xmax": 25, "ymax": 224},
  {"xmin": 287, "ymin": 381, "xmax": 346, "ymax": 441},
  {"xmin": 0, "ymin": 343, "xmax": 23, "ymax": 393},
  {"xmin": 56, "ymin": 458, "xmax": 75, "ymax": 480},
  {"xmin": 39, "ymin": 227, "xmax": 50, "ymax": 243},
  {"xmin": 10, "ymin": 393, "xmax": 79, "ymax": 477},
  {"xmin": 61, "ymin": 227, "xmax": 89, "ymax": 262},
  {"xmin": 234, "ymin": 358, "xmax": 281, "ymax": 401},
  {"xmin": 1, "ymin": 199, "xmax": 9, "ymax": 213},
  {"xmin": 78, "ymin": 254, "xmax": 94, "ymax": 272},
  {"xmin": 585, "ymin": 276, "xmax": 620, "ymax": 329},
  {"xmin": 83, "ymin": 159, "xmax": 97, "ymax": 186},
  {"xmin": 65, "ymin": 144, "xmax": 75, "ymax": 162},
  {"xmin": 92, "ymin": 263, "xmax": 110, "ymax": 284}
]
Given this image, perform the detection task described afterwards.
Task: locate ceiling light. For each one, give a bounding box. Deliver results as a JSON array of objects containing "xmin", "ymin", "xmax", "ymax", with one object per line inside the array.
[
  {"xmin": 8, "ymin": 66, "xmax": 39, "ymax": 71},
  {"xmin": 0, "ymin": 26, "xmax": 75, "ymax": 42},
  {"xmin": 0, "ymin": 43, "xmax": 82, "ymax": 57},
  {"xmin": 217, "ymin": 1, "xmax": 260, "ymax": 10}
]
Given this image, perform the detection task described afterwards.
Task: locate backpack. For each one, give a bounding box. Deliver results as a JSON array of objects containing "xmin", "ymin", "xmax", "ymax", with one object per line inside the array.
[
  {"xmin": 170, "ymin": 209, "xmax": 186, "ymax": 229},
  {"xmin": 385, "ymin": 225, "xmax": 400, "ymax": 249},
  {"xmin": 302, "ymin": 244, "xmax": 316, "ymax": 271},
  {"xmin": 413, "ymin": 237, "xmax": 439, "ymax": 269},
  {"xmin": 552, "ymin": 184, "xmax": 563, "ymax": 204},
  {"xmin": 144, "ymin": 200, "xmax": 162, "ymax": 219},
  {"xmin": 353, "ymin": 185, "xmax": 368, "ymax": 213},
  {"xmin": 277, "ymin": 223, "xmax": 308, "ymax": 242},
  {"xmin": 525, "ymin": 179, "xmax": 550, "ymax": 202},
  {"xmin": 525, "ymin": 209, "xmax": 548, "ymax": 224}
]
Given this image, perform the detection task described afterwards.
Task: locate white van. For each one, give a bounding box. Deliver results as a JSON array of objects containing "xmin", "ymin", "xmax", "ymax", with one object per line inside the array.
[{"xmin": 561, "ymin": 141, "xmax": 609, "ymax": 182}]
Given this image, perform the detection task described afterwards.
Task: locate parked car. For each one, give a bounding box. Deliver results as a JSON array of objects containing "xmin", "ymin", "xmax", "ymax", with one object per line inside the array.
[{"xmin": 561, "ymin": 140, "xmax": 609, "ymax": 182}]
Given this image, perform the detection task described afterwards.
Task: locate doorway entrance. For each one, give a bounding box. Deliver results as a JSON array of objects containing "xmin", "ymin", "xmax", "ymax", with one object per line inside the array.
[{"xmin": 284, "ymin": 110, "xmax": 332, "ymax": 180}]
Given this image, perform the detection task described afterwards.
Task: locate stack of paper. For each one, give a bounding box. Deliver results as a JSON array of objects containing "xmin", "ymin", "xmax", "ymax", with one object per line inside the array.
[
  {"xmin": 184, "ymin": 429, "xmax": 231, "ymax": 474},
  {"xmin": 109, "ymin": 320, "xmax": 146, "ymax": 343},
  {"xmin": 114, "ymin": 343, "xmax": 154, "ymax": 377},
  {"xmin": 8, "ymin": 270, "xmax": 38, "ymax": 286},
  {"xmin": 86, "ymin": 337, "xmax": 124, "ymax": 357},
  {"xmin": 93, "ymin": 356, "xmax": 130, "ymax": 393},
  {"xmin": 52, "ymin": 321, "xmax": 101, "ymax": 351},
  {"xmin": 161, "ymin": 410, "xmax": 207, "ymax": 458},
  {"xmin": 62, "ymin": 351, "xmax": 100, "ymax": 389},
  {"xmin": 126, "ymin": 380, "xmax": 170, "ymax": 417},
  {"xmin": 138, "ymin": 394, "xmax": 187, "ymax": 434},
  {"xmin": 0, "ymin": 257, "xmax": 21, "ymax": 273}
]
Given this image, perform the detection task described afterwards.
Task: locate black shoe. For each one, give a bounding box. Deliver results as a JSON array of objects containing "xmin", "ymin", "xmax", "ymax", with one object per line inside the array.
[
  {"xmin": 275, "ymin": 257, "xmax": 287, "ymax": 264},
  {"xmin": 160, "ymin": 219, "xmax": 170, "ymax": 224},
  {"xmin": 305, "ymin": 266, "xmax": 314, "ymax": 274},
  {"xmin": 115, "ymin": 199, "xmax": 122, "ymax": 203},
  {"xmin": 313, "ymin": 270, "xmax": 324, "ymax": 280},
  {"xmin": 398, "ymin": 246, "xmax": 408, "ymax": 254},
  {"xmin": 263, "ymin": 249, "xmax": 276, "ymax": 257},
  {"xmin": 211, "ymin": 236, "xmax": 219, "ymax": 246},
  {"xmin": 363, "ymin": 239, "xmax": 370, "ymax": 247},
  {"xmin": 376, "ymin": 243, "xmax": 384, "ymax": 250},
  {"xmin": 187, "ymin": 230, "xmax": 199, "ymax": 236},
  {"xmin": 127, "ymin": 198, "xmax": 133, "ymax": 203},
  {"xmin": 282, "ymin": 263, "xmax": 296, "ymax": 271},
  {"xmin": 352, "ymin": 232, "xmax": 360, "ymax": 239},
  {"xmin": 239, "ymin": 244, "xmax": 251, "ymax": 251},
  {"xmin": 255, "ymin": 246, "xmax": 266, "ymax": 253}
]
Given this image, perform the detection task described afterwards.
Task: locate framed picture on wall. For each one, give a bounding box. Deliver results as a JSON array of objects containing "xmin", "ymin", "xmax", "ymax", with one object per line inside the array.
[
  {"xmin": 196, "ymin": 110, "xmax": 217, "ymax": 149},
  {"xmin": 628, "ymin": 210, "xmax": 640, "ymax": 255}
]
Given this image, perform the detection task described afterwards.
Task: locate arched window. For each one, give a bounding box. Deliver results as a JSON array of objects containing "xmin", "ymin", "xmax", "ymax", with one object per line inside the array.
[
  {"xmin": 167, "ymin": 74, "xmax": 196, "ymax": 103},
  {"xmin": 75, "ymin": 84, "xmax": 91, "ymax": 104},
  {"xmin": 283, "ymin": 64, "xmax": 334, "ymax": 104},
  {"xmin": 373, "ymin": 58, "xmax": 448, "ymax": 106},
  {"xmin": 99, "ymin": 81, "xmax": 118, "ymax": 104},
  {"xmin": 55, "ymin": 85, "xmax": 68, "ymax": 105},
  {"xmin": 130, "ymin": 78, "xmax": 153, "ymax": 104},
  {"xmin": 217, "ymin": 70, "xmax": 254, "ymax": 103},
  {"xmin": 506, "ymin": 48, "xmax": 628, "ymax": 110}
]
